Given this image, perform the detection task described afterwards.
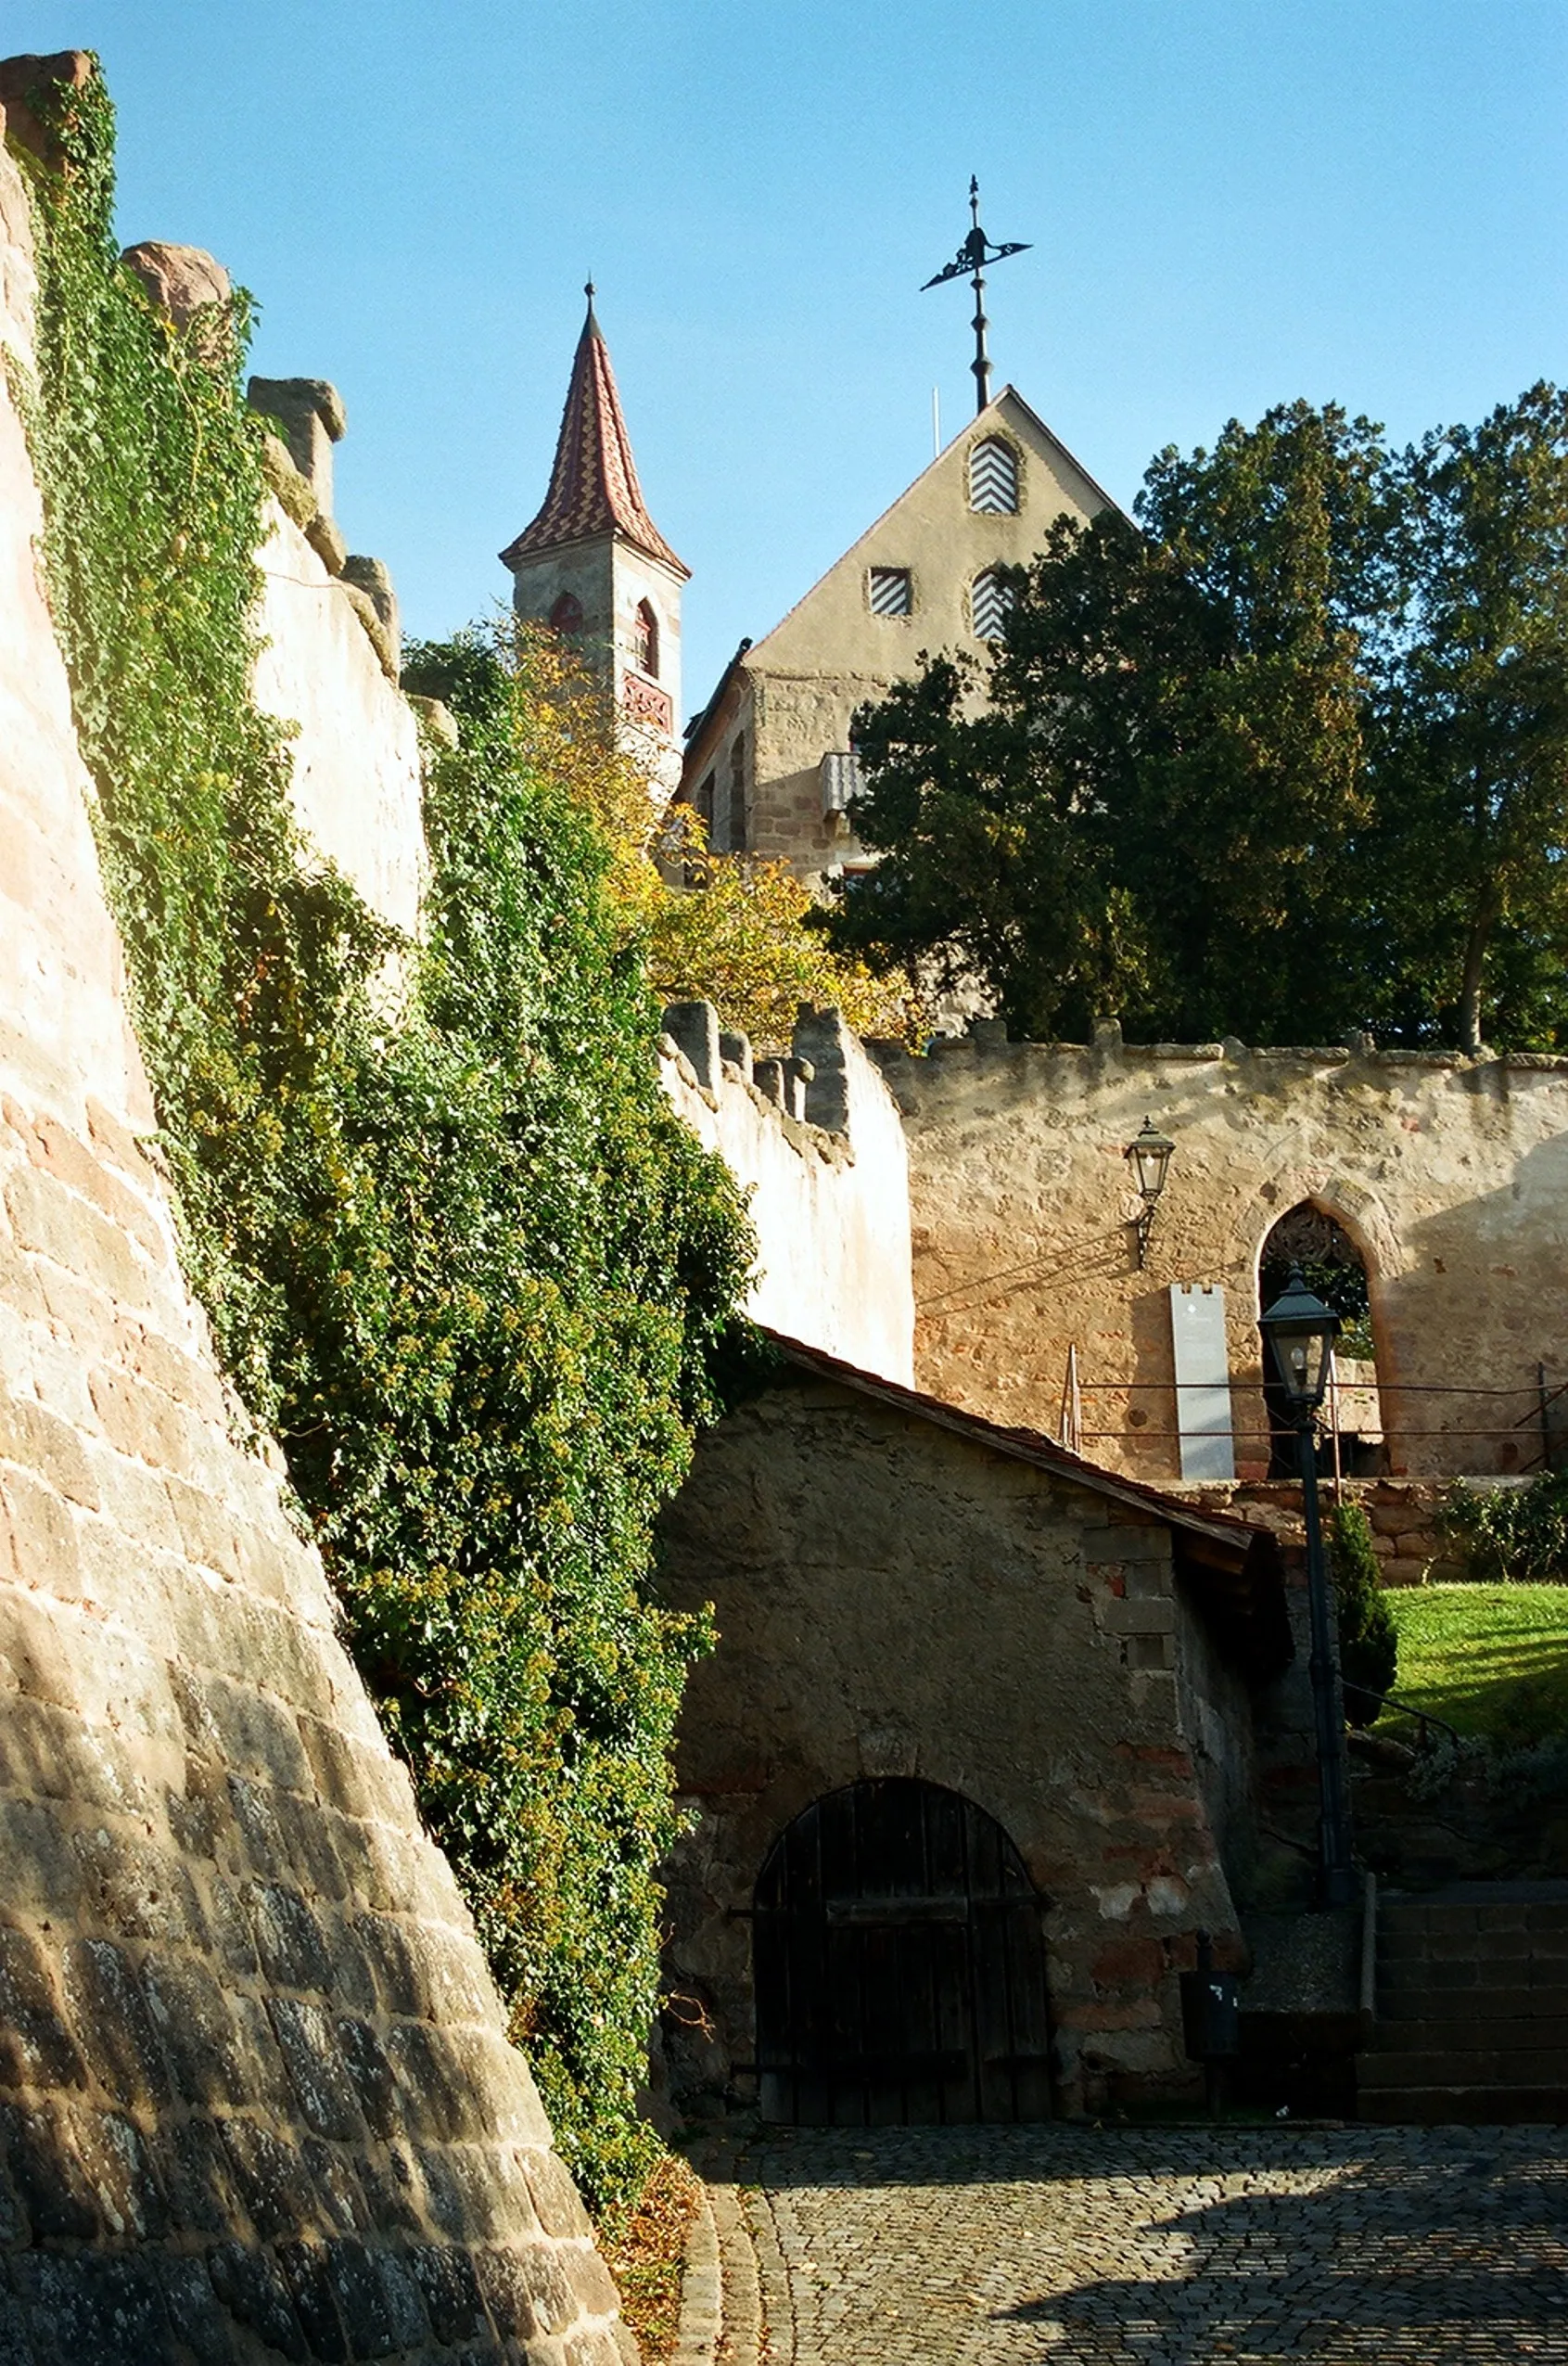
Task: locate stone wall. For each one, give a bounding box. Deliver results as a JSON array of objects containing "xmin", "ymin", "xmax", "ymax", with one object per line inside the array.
[
  {"xmin": 872, "ymin": 1027, "xmax": 1568, "ymax": 1483},
  {"xmin": 658, "ymin": 1003, "xmax": 914, "ymax": 1386},
  {"xmin": 0, "ymin": 113, "xmax": 630, "ymax": 2363},
  {"xmin": 253, "ymin": 499, "xmax": 427, "ymax": 939},
  {"xmin": 655, "ymin": 1362, "xmax": 1286, "ymax": 2119}
]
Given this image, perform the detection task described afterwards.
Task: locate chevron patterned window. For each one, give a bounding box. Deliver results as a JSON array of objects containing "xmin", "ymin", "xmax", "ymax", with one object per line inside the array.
[
  {"xmin": 970, "ymin": 568, "xmax": 1013, "ymax": 640},
  {"xmin": 968, "ymin": 437, "xmax": 1020, "ymax": 514},
  {"xmin": 868, "ymin": 566, "xmax": 913, "ymax": 617}
]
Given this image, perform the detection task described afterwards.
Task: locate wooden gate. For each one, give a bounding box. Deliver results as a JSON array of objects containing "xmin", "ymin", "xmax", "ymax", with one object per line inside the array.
[{"xmin": 754, "ymin": 1779, "xmax": 1053, "ymax": 2126}]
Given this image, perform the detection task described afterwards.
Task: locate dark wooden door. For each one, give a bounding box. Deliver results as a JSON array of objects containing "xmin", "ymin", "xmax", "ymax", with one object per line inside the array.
[{"xmin": 754, "ymin": 1779, "xmax": 1052, "ymax": 2126}]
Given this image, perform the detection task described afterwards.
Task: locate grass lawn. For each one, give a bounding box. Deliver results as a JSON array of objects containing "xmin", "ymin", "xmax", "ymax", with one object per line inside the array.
[{"xmin": 1381, "ymin": 1583, "xmax": 1568, "ymax": 1746}]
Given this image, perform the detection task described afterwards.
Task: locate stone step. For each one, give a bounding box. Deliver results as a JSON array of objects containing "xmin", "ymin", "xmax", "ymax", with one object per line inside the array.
[
  {"xmin": 1370, "ymin": 2014, "xmax": 1568, "ymax": 2053},
  {"xmin": 1382, "ymin": 1900, "xmax": 1568, "ymax": 1938},
  {"xmin": 1359, "ymin": 2046, "xmax": 1568, "ymax": 2087},
  {"xmin": 1358, "ymin": 2083, "xmax": 1568, "ymax": 2125},
  {"xmin": 1379, "ymin": 1983, "xmax": 1568, "ymax": 2021},
  {"xmin": 1379, "ymin": 1927, "xmax": 1568, "ymax": 1969}
]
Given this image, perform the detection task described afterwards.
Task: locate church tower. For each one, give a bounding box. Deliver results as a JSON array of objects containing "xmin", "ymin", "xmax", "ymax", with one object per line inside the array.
[{"xmin": 501, "ymin": 288, "xmax": 689, "ymax": 792}]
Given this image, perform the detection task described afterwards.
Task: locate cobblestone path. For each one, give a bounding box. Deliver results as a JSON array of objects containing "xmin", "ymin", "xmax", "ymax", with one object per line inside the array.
[{"xmin": 696, "ymin": 2123, "xmax": 1568, "ymax": 2364}]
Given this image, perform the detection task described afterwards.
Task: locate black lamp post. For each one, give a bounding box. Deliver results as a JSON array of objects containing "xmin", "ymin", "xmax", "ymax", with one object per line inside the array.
[
  {"xmin": 1124, "ymin": 1117, "xmax": 1176, "ymax": 1268},
  {"xmin": 1258, "ymin": 1265, "xmax": 1358, "ymax": 1910}
]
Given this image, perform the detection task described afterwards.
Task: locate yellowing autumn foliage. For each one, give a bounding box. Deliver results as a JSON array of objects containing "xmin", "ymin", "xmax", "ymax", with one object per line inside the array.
[{"xmin": 484, "ymin": 619, "xmax": 926, "ymax": 1050}]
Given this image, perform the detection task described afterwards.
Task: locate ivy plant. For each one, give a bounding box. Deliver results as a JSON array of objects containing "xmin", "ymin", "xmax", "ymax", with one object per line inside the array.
[{"xmin": 8, "ymin": 63, "xmax": 751, "ymax": 2209}]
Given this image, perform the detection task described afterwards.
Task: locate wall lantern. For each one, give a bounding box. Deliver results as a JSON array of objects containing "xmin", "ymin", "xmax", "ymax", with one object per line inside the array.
[
  {"xmin": 1257, "ymin": 1263, "xmax": 1340, "ymax": 1414},
  {"xmin": 1123, "ymin": 1116, "xmax": 1176, "ymax": 1269}
]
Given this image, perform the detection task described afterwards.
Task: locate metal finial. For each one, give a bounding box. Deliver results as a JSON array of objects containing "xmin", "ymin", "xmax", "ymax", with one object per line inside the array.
[
  {"xmin": 584, "ymin": 278, "xmax": 596, "ymax": 312},
  {"xmin": 922, "ymin": 179, "xmax": 1031, "ymax": 416}
]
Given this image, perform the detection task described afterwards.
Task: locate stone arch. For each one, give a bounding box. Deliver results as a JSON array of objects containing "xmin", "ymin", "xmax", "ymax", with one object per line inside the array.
[
  {"xmin": 548, "ymin": 588, "xmax": 582, "ymax": 634},
  {"xmin": 1256, "ymin": 1197, "xmax": 1388, "ymax": 1477},
  {"xmin": 753, "ymin": 1777, "xmax": 1052, "ymax": 2126}
]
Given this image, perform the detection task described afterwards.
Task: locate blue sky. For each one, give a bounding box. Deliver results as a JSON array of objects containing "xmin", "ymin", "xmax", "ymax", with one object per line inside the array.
[{"xmin": 9, "ymin": 2, "xmax": 1568, "ymax": 715}]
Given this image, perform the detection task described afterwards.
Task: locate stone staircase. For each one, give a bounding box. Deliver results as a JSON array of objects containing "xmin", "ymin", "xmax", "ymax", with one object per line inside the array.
[{"xmin": 1358, "ymin": 1880, "xmax": 1568, "ymax": 2122}]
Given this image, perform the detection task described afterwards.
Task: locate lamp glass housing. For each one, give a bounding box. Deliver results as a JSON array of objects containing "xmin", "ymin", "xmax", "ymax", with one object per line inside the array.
[
  {"xmin": 1125, "ymin": 1117, "xmax": 1176, "ymax": 1205},
  {"xmin": 1258, "ymin": 1264, "xmax": 1341, "ymax": 1413}
]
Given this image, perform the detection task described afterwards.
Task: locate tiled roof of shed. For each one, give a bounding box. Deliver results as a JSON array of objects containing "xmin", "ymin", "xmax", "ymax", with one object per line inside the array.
[{"xmin": 500, "ymin": 292, "xmax": 689, "ymax": 578}]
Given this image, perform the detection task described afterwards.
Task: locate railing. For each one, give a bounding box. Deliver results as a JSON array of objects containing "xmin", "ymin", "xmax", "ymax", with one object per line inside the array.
[
  {"xmin": 1347, "ymin": 1684, "xmax": 1463, "ymax": 1754},
  {"xmin": 1052, "ymin": 1350, "xmax": 1568, "ymax": 1474}
]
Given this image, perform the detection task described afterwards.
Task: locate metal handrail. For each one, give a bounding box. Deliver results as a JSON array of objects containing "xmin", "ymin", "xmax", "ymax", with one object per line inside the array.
[{"xmin": 1348, "ymin": 1684, "xmax": 1463, "ymax": 1752}]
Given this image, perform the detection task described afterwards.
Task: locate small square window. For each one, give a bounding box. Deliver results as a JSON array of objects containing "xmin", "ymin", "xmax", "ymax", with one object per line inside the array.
[{"xmin": 868, "ymin": 566, "xmax": 913, "ymax": 617}]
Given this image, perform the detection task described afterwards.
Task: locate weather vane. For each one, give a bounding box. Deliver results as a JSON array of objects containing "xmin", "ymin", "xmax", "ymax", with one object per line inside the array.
[{"xmin": 921, "ymin": 177, "xmax": 1030, "ymax": 416}]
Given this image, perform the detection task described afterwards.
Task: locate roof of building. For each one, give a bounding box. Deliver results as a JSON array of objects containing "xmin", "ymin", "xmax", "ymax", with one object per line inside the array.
[
  {"xmin": 758, "ymin": 1330, "xmax": 1294, "ymax": 1676},
  {"xmin": 500, "ymin": 290, "xmax": 689, "ymax": 579},
  {"xmin": 681, "ymin": 384, "xmax": 1126, "ymax": 783}
]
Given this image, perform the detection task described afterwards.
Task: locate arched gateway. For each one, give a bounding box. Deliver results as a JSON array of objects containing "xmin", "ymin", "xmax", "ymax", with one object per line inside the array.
[{"xmin": 754, "ymin": 1779, "xmax": 1052, "ymax": 2126}]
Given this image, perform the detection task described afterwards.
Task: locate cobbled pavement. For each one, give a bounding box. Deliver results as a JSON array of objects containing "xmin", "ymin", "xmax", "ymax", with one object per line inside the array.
[{"xmin": 694, "ymin": 2123, "xmax": 1568, "ymax": 2364}]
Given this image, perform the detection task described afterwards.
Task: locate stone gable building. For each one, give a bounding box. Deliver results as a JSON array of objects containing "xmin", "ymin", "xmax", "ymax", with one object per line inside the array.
[
  {"xmin": 501, "ymin": 288, "xmax": 688, "ymax": 793},
  {"xmin": 656, "ymin": 1336, "xmax": 1305, "ymax": 2126},
  {"xmin": 679, "ymin": 388, "xmax": 1116, "ymax": 885}
]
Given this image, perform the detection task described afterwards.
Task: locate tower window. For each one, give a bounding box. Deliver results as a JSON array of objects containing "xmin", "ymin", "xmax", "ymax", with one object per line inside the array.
[
  {"xmin": 723, "ymin": 731, "xmax": 747, "ymax": 852},
  {"xmin": 868, "ymin": 567, "xmax": 913, "ymax": 618},
  {"xmin": 968, "ymin": 437, "xmax": 1020, "ymax": 514},
  {"xmin": 970, "ymin": 567, "xmax": 1013, "ymax": 641},
  {"xmin": 549, "ymin": 591, "xmax": 583, "ymax": 634},
  {"xmin": 635, "ymin": 598, "xmax": 660, "ymax": 680}
]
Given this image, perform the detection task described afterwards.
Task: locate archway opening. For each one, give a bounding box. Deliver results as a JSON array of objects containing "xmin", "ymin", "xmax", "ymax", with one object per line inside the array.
[
  {"xmin": 753, "ymin": 1778, "xmax": 1052, "ymax": 2127},
  {"xmin": 1258, "ymin": 1203, "xmax": 1383, "ymax": 1478}
]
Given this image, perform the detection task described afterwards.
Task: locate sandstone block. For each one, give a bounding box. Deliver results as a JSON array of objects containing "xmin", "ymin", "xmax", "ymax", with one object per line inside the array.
[
  {"xmin": 0, "ymin": 2101, "xmax": 100, "ymax": 2240},
  {"xmin": 244, "ymin": 1880, "xmax": 334, "ymax": 1993},
  {"xmin": 0, "ymin": 49, "xmax": 95, "ymax": 166},
  {"xmin": 121, "ymin": 238, "xmax": 231, "ymax": 337},
  {"xmin": 338, "ymin": 576, "xmax": 399, "ymax": 679},
  {"xmin": 207, "ymin": 2233, "xmax": 311, "ymax": 2347},
  {"xmin": 305, "ymin": 505, "xmax": 347, "ymax": 576},
  {"xmin": 60, "ymin": 1938, "xmax": 171, "ymax": 2110},
  {"xmin": 523, "ymin": 2147, "xmax": 594, "ymax": 2242},
  {"xmin": 0, "ymin": 1919, "xmax": 85, "ymax": 2093},
  {"xmin": 260, "ymin": 433, "xmax": 317, "ymax": 531},
  {"xmin": 476, "ymin": 2241, "xmax": 579, "ymax": 2340},
  {"xmin": 0, "ymin": 1388, "xmax": 97, "ymax": 1509},
  {"xmin": 267, "ymin": 1996, "xmax": 364, "ymax": 2142},
  {"xmin": 406, "ymin": 692, "xmax": 459, "ymax": 749},
  {"xmin": 6, "ymin": 1161, "xmax": 156, "ymax": 1322},
  {"xmin": 65, "ymin": 2103, "xmax": 169, "ymax": 2241},
  {"xmin": 247, "ymin": 375, "xmax": 345, "ymax": 512},
  {"xmin": 409, "ymin": 2242, "xmax": 491, "ymax": 2342}
]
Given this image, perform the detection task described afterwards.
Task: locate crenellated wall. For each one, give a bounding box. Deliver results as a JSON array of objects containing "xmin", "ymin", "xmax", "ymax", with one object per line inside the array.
[
  {"xmin": 658, "ymin": 1002, "xmax": 914, "ymax": 1386},
  {"xmin": 0, "ymin": 110, "xmax": 631, "ymax": 2364}
]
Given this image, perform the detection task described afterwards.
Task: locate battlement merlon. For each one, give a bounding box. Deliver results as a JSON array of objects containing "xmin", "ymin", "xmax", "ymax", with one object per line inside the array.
[{"xmin": 657, "ymin": 1002, "xmax": 914, "ymax": 1386}]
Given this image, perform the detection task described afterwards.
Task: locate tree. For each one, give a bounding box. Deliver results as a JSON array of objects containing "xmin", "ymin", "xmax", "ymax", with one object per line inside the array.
[
  {"xmin": 1372, "ymin": 385, "xmax": 1568, "ymax": 1054},
  {"xmin": 831, "ymin": 403, "xmax": 1395, "ymax": 1042},
  {"xmin": 459, "ymin": 619, "xmax": 926, "ymax": 1049},
  {"xmin": 829, "ymin": 390, "xmax": 1568, "ymax": 1053}
]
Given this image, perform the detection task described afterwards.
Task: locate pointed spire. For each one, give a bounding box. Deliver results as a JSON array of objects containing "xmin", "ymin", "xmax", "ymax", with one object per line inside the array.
[{"xmin": 500, "ymin": 288, "xmax": 689, "ymax": 577}]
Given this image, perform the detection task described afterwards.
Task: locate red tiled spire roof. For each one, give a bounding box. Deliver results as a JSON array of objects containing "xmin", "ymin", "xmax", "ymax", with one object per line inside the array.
[{"xmin": 500, "ymin": 289, "xmax": 689, "ymax": 578}]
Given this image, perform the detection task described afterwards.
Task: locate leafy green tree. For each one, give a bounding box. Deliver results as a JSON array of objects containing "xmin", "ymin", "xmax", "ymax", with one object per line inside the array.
[
  {"xmin": 831, "ymin": 390, "xmax": 1568, "ymax": 1053},
  {"xmin": 1329, "ymin": 1502, "xmax": 1399, "ymax": 1724},
  {"xmin": 1370, "ymin": 385, "xmax": 1568, "ymax": 1054},
  {"xmin": 831, "ymin": 403, "xmax": 1396, "ymax": 1042}
]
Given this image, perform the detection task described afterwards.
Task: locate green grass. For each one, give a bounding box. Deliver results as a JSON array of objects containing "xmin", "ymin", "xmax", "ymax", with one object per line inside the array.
[{"xmin": 1381, "ymin": 1584, "xmax": 1568, "ymax": 1747}]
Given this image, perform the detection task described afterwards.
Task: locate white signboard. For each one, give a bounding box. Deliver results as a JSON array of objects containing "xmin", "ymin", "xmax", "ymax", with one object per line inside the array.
[{"xmin": 1169, "ymin": 1283, "xmax": 1235, "ymax": 1481}]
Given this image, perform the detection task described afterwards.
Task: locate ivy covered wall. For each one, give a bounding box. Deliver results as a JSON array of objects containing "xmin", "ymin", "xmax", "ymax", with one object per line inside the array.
[{"xmin": 6, "ymin": 58, "xmax": 751, "ymax": 2209}]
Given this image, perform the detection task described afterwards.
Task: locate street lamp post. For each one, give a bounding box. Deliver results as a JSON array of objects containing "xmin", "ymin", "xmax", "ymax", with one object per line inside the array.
[
  {"xmin": 1257, "ymin": 1264, "xmax": 1358, "ymax": 1911},
  {"xmin": 1123, "ymin": 1117, "xmax": 1176, "ymax": 1269}
]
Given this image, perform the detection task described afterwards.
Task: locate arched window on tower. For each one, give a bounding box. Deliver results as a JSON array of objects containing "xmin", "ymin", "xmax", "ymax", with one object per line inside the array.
[
  {"xmin": 635, "ymin": 598, "xmax": 660, "ymax": 680},
  {"xmin": 968, "ymin": 436, "xmax": 1020, "ymax": 514},
  {"xmin": 548, "ymin": 591, "xmax": 583, "ymax": 636}
]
